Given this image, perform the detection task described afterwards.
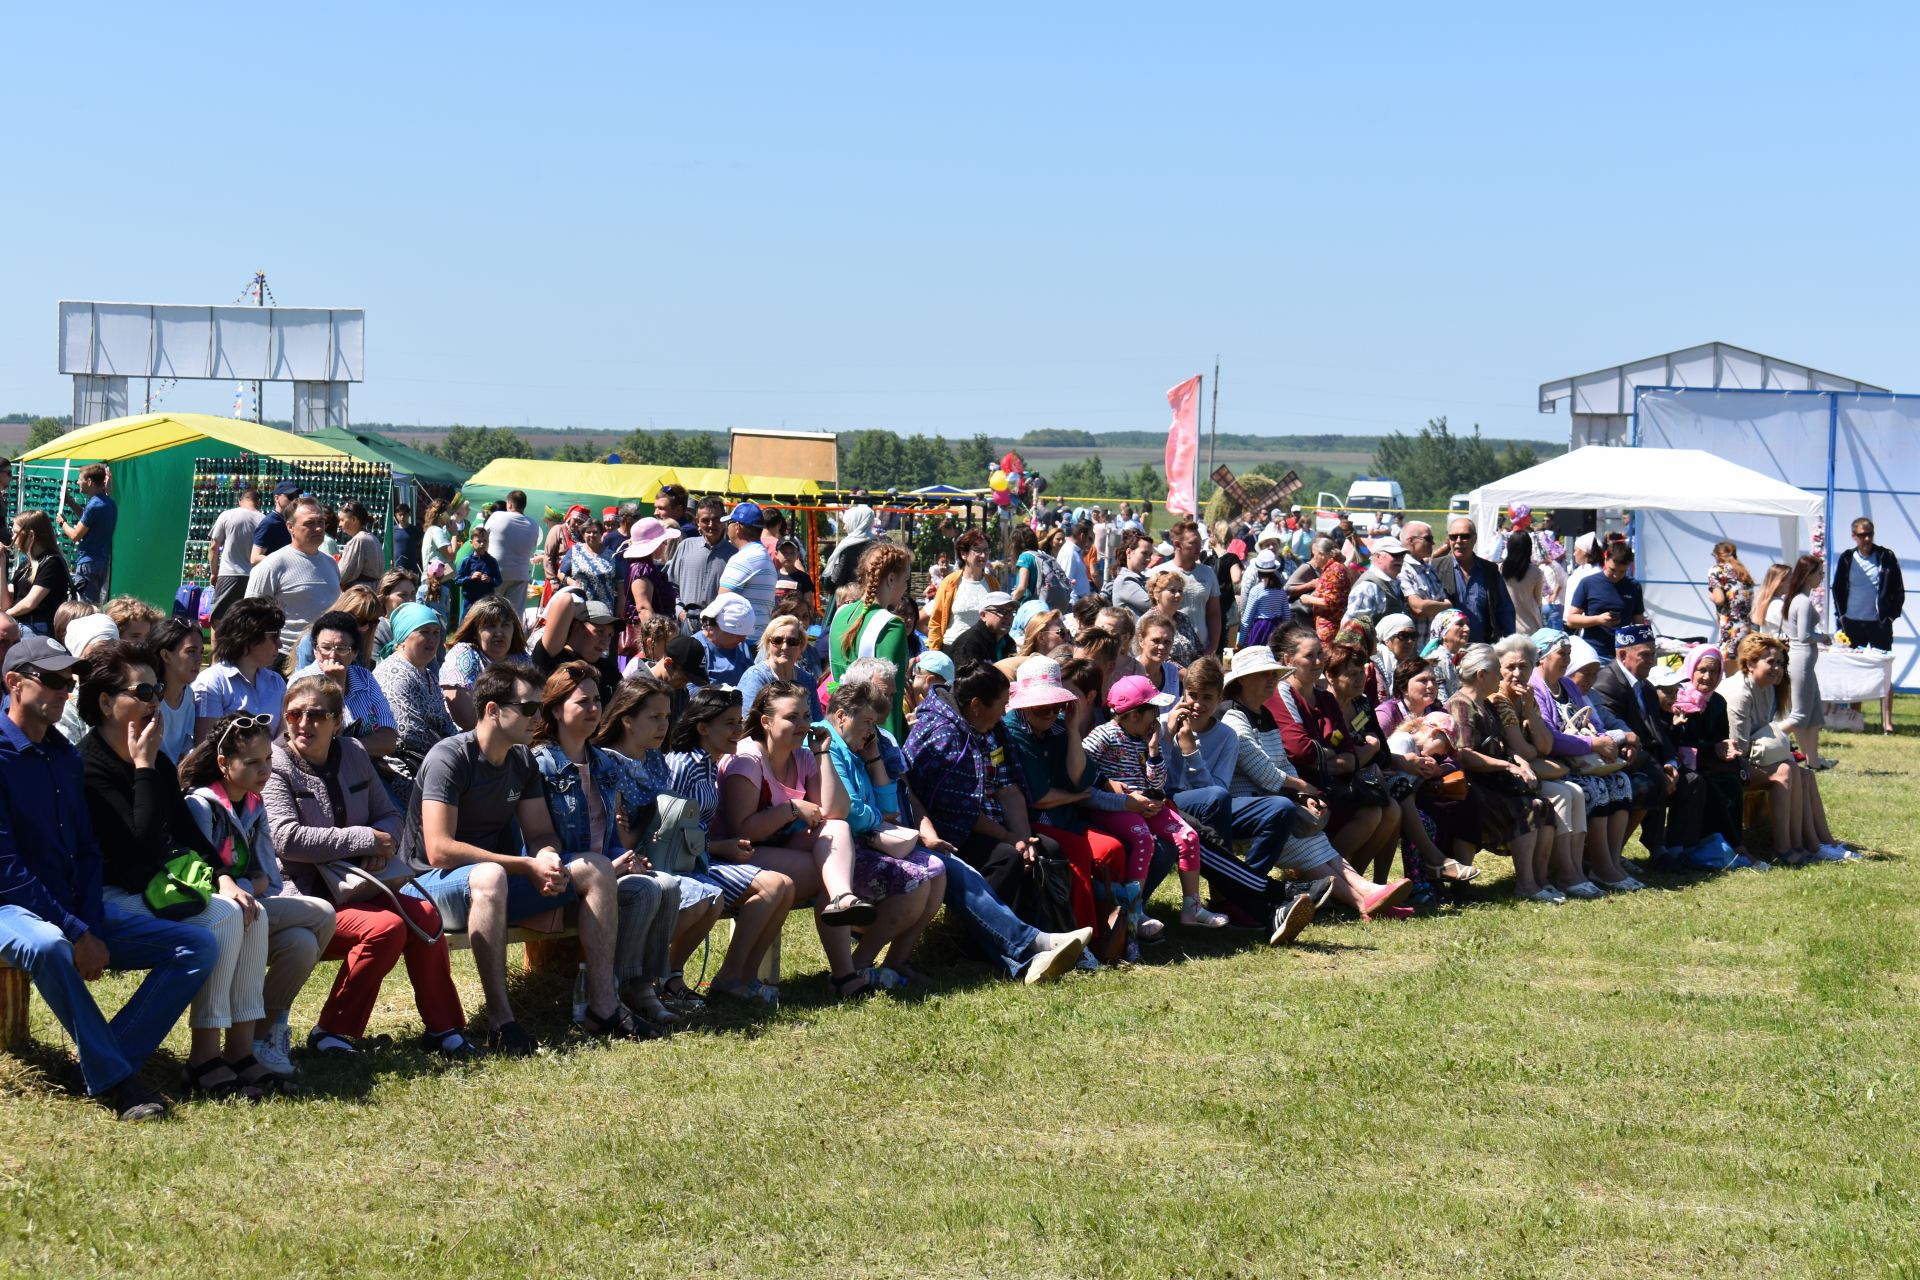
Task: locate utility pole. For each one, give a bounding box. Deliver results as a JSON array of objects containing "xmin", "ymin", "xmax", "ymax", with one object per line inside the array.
[
  {"xmin": 1207, "ymin": 355, "xmax": 1220, "ymax": 485},
  {"xmin": 253, "ymin": 271, "xmax": 267, "ymax": 423}
]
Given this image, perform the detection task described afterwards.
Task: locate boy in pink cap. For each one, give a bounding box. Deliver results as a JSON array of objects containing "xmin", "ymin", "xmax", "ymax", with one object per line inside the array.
[{"xmin": 1081, "ymin": 675, "xmax": 1226, "ymax": 934}]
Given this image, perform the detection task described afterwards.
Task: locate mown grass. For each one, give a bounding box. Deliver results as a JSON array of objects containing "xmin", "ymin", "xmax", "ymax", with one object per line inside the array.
[{"xmin": 5, "ymin": 707, "xmax": 1920, "ymax": 1278}]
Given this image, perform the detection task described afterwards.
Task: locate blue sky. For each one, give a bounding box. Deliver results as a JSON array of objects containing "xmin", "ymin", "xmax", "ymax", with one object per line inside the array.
[{"xmin": 4, "ymin": 3, "xmax": 1916, "ymax": 442}]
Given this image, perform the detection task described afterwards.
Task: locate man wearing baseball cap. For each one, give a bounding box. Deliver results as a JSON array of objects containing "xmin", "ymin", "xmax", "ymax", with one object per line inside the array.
[
  {"xmin": 715, "ymin": 501, "xmax": 777, "ymax": 635},
  {"xmin": 248, "ymin": 479, "xmax": 305, "ymax": 565},
  {"xmin": 697, "ymin": 595, "xmax": 757, "ymax": 689},
  {"xmin": 1343, "ymin": 535, "xmax": 1409, "ymax": 624},
  {"xmin": 0, "ymin": 637, "xmax": 217, "ymax": 1120},
  {"xmin": 946, "ymin": 591, "xmax": 1016, "ymax": 669}
]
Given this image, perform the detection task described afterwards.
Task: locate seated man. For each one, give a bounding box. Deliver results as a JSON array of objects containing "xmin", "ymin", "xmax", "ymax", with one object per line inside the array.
[
  {"xmin": 695, "ymin": 596, "xmax": 756, "ymax": 690},
  {"xmin": 403, "ymin": 663, "xmax": 636, "ymax": 1054},
  {"xmin": 0, "ymin": 637, "xmax": 216, "ymax": 1119}
]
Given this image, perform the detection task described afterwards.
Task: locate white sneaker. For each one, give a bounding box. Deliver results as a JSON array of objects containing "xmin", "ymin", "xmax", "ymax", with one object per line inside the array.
[
  {"xmin": 1562, "ymin": 881, "xmax": 1605, "ymax": 901},
  {"xmin": 1025, "ymin": 927, "xmax": 1093, "ymax": 984},
  {"xmin": 253, "ymin": 1016, "xmax": 294, "ymax": 1076}
]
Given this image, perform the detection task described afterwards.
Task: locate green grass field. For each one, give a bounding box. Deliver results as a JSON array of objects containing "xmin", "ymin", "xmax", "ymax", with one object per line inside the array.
[{"xmin": 5, "ymin": 710, "xmax": 1920, "ymax": 1278}]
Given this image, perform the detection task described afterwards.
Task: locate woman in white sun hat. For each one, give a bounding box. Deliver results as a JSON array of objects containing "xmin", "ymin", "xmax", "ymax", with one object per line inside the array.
[{"xmin": 1216, "ymin": 645, "xmax": 1416, "ymax": 920}]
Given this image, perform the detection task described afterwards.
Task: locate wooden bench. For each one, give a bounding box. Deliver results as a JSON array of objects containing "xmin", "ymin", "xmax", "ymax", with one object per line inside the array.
[{"xmin": 1, "ymin": 920, "xmax": 777, "ymax": 1051}]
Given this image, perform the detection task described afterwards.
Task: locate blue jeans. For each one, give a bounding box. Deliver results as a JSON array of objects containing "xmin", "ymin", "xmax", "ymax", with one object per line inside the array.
[
  {"xmin": 74, "ymin": 559, "xmax": 109, "ymax": 605},
  {"xmin": 0, "ymin": 903, "xmax": 216, "ymax": 1096},
  {"xmin": 940, "ymin": 854, "xmax": 1039, "ymax": 979},
  {"xmin": 1173, "ymin": 785, "xmax": 1303, "ymax": 913}
]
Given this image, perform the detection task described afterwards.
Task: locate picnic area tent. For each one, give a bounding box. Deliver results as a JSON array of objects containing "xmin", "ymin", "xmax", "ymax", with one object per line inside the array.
[
  {"xmin": 18, "ymin": 412, "xmax": 353, "ymax": 611},
  {"xmin": 460, "ymin": 458, "xmax": 683, "ymax": 522},
  {"xmin": 1468, "ymin": 444, "xmax": 1824, "ymax": 639}
]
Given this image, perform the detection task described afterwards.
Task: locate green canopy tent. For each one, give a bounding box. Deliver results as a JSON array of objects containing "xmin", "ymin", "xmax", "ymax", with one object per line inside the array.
[
  {"xmin": 306, "ymin": 426, "xmax": 471, "ymax": 493},
  {"xmin": 18, "ymin": 412, "xmax": 355, "ymax": 612}
]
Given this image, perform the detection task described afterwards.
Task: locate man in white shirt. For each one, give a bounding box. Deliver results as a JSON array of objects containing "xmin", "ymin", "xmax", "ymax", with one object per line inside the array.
[
  {"xmin": 1059, "ymin": 520, "xmax": 1095, "ymax": 601},
  {"xmin": 244, "ymin": 497, "xmax": 341, "ymax": 657},
  {"xmin": 207, "ymin": 486, "xmax": 263, "ymax": 631},
  {"xmin": 715, "ymin": 501, "xmax": 777, "ymax": 635},
  {"xmin": 483, "ymin": 490, "xmax": 542, "ymax": 617}
]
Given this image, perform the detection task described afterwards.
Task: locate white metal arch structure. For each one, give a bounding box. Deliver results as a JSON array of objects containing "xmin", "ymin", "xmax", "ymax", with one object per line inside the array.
[{"xmin": 58, "ymin": 300, "xmax": 364, "ymax": 432}]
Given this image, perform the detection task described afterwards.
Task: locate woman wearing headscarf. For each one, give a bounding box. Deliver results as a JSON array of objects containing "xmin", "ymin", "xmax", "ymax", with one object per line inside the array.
[
  {"xmin": 371, "ymin": 603, "xmax": 458, "ymax": 803},
  {"xmin": 1421, "ymin": 607, "xmax": 1471, "ymax": 702}
]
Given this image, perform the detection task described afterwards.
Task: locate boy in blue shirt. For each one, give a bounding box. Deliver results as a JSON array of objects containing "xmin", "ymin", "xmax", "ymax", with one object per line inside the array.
[{"xmin": 456, "ymin": 524, "xmax": 503, "ymax": 616}]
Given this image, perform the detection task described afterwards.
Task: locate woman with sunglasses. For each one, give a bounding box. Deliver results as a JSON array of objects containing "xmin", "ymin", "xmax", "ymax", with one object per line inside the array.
[
  {"xmin": 81, "ymin": 643, "xmax": 275, "ymax": 1100},
  {"xmin": 264, "ymin": 674, "xmax": 476, "ymax": 1057},
  {"xmin": 738, "ymin": 614, "xmax": 821, "ymax": 722}
]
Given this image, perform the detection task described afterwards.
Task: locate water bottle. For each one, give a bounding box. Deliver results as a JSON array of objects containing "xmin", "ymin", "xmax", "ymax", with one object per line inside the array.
[{"xmin": 570, "ymin": 963, "xmax": 588, "ymax": 1024}]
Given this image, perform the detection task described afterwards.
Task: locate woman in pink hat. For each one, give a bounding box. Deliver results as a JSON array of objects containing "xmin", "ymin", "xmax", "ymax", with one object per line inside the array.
[{"xmin": 620, "ymin": 517, "xmax": 682, "ymax": 658}]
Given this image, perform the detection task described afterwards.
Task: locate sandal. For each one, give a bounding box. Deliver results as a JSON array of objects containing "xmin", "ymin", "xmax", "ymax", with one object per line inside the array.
[
  {"xmin": 1435, "ymin": 859, "xmax": 1481, "ymax": 884},
  {"xmin": 710, "ymin": 980, "xmax": 780, "ymax": 1006},
  {"xmin": 580, "ymin": 1003, "xmax": 659, "ymax": 1040},
  {"xmin": 819, "ymin": 892, "xmax": 878, "ymax": 927},
  {"xmin": 182, "ymin": 1057, "xmax": 263, "ymax": 1104},
  {"xmin": 660, "ymin": 974, "xmax": 706, "ymax": 1011},
  {"xmin": 229, "ymin": 1053, "xmax": 299, "ymax": 1098}
]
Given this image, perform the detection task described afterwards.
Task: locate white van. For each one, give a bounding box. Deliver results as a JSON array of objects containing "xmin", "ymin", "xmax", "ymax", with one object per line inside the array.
[{"xmin": 1345, "ymin": 477, "xmax": 1405, "ymax": 516}]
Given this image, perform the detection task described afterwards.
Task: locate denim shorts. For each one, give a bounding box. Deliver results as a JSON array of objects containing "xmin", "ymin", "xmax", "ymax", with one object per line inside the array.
[{"xmin": 409, "ymin": 863, "xmax": 578, "ymax": 932}]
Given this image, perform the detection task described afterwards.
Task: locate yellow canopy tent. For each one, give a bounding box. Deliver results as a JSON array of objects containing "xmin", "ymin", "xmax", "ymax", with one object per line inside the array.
[
  {"xmin": 730, "ymin": 473, "xmax": 822, "ymax": 496},
  {"xmin": 18, "ymin": 412, "xmax": 352, "ymax": 609},
  {"xmin": 460, "ymin": 458, "xmax": 682, "ymax": 521}
]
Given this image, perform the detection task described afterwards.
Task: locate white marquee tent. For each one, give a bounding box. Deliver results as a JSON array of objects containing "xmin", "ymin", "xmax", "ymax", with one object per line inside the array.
[{"xmin": 1469, "ymin": 445, "xmax": 1824, "ymax": 639}]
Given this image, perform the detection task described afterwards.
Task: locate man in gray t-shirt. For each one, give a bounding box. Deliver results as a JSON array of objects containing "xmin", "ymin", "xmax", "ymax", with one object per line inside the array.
[
  {"xmin": 243, "ymin": 498, "xmax": 341, "ymax": 657},
  {"xmin": 207, "ymin": 489, "xmax": 264, "ymax": 626},
  {"xmin": 483, "ymin": 490, "xmax": 543, "ymax": 617},
  {"xmin": 402, "ymin": 665, "xmax": 631, "ymax": 1054}
]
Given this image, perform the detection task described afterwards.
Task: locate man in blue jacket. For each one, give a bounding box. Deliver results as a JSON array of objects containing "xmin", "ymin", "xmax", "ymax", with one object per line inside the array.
[
  {"xmin": 1434, "ymin": 517, "xmax": 1515, "ymax": 643},
  {"xmin": 0, "ymin": 637, "xmax": 215, "ymax": 1120}
]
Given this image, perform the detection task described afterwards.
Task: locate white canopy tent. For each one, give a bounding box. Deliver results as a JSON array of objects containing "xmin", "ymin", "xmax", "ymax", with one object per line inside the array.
[{"xmin": 1469, "ymin": 446, "xmax": 1825, "ymax": 638}]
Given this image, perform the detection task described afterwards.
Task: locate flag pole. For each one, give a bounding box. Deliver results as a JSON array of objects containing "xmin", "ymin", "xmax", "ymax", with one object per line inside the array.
[{"xmin": 1208, "ymin": 355, "xmax": 1220, "ymax": 480}]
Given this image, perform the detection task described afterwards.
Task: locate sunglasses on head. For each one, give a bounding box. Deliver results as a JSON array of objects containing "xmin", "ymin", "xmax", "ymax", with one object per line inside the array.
[{"xmin": 217, "ymin": 713, "xmax": 274, "ymax": 753}]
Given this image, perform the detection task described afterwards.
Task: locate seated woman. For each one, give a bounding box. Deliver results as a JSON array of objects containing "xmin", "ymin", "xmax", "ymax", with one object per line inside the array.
[
  {"xmin": 1528, "ymin": 629, "xmax": 1641, "ymax": 892},
  {"xmin": 373, "ymin": 603, "xmax": 459, "ymax": 803},
  {"xmin": 1371, "ymin": 613, "xmax": 1418, "ymax": 697},
  {"xmin": 147, "ymin": 617, "xmax": 204, "ymax": 765},
  {"xmin": 719, "ymin": 680, "xmax": 885, "ymax": 1001},
  {"xmin": 440, "ymin": 595, "xmax": 531, "ymax": 731},
  {"xmin": 1489, "ymin": 635, "xmax": 1598, "ymax": 899},
  {"xmin": 1001, "ymin": 657, "xmax": 1131, "ymax": 947},
  {"xmin": 1665, "ymin": 645, "xmax": 1749, "ymax": 859},
  {"xmin": 1325, "ymin": 644, "xmax": 1475, "ymax": 893},
  {"xmin": 1445, "ymin": 644, "xmax": 1554, "ymax": 901},
  {"xmin": 664, "ymin": 689, "xmax": 797, "ymax": 1004},
  {"xmin": 1217, "ymin": 645, "xmax": 1414, "ymax": 919},
  {"xmin": 815, "ymin": 679, "xmax": 949, "ymax": 990},
  {"xmin": 1266, "ymin": 626, "xmax": 1400, "ymax": 881},
  {"xmin": 192, "ymin": 597, "xmax": 288, "ymax": 742},
  {"xmin": 84, "ymin": 644, "xmax": 274, "ymax": 1099},
  {"xmin": 739, "ymin": 613, "xmax": 822, "ymax": 722},
  {"xmin": 264, "ymin": 674, "xmax": 475, "ymax": 1057},
  {"xmin": 292, "ymin": 611, "xmax": 399, "ymax": 765},
  {"xmin": 1145, "ymin": 570, "xmax": 1203, "ymax": 666},
  {"xmin": 1721, "ymin": 634, "xmax": 1855, "ymax": 864},
  {"xmin": 1129, "ymin": 614, "xmax": 1184, "ymax": 705},
  {"xmin": 286, "ymin": 585, "xmax": 383, "ymax": 672},
  {"xmin": 527, "ymin": 661, "xmax": 681, "ymax": 1030},
  {"xmin": 995, "ymin": 605, "xmax": 1073, "ymax": 680},
  {"xmin": 591, "ymin": 675, "xmax": 724, "ymax": 1009},
  {"xmin": 1422, "ymin": 607, "xmax": 1471, "ymax": 702}
]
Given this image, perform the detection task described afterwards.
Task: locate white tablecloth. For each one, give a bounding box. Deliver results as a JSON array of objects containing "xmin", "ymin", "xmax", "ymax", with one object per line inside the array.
[{"xmin": 1814, "ymin": 646, "xmax": 1893, "ymax": 703}]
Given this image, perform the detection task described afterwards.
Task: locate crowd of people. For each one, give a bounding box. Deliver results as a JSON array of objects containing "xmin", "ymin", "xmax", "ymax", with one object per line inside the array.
[{"xmin": 0, "ymin": 476, "xmax": 1891, "ymax": 1123}]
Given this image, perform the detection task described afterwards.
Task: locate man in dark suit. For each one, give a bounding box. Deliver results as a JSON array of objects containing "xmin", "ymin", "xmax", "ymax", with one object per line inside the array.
[
  {"xmin": 1587, "ymin": 623, "xmax": 1677, "ymax": 861},
  {"xmin": 1433, "ymin": 517, "xmax": 1514, "ymax": 642}
]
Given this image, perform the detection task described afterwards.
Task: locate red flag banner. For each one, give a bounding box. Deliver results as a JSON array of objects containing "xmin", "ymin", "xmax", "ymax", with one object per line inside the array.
[{"xmin": 1164, "ymin": 375, "xmax": 1201, "ymax": 517}]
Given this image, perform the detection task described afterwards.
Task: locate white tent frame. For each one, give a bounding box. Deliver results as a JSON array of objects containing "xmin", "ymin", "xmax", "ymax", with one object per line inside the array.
[{"xmin": 1468, "ymin": 445, "xmax": 1824, "ymax": 624}]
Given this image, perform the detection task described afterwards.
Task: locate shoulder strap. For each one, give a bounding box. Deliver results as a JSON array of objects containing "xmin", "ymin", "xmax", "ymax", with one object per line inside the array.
[{"xmin": 857, "ymin": 608, "xmax": 895, "ymax": 659}]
